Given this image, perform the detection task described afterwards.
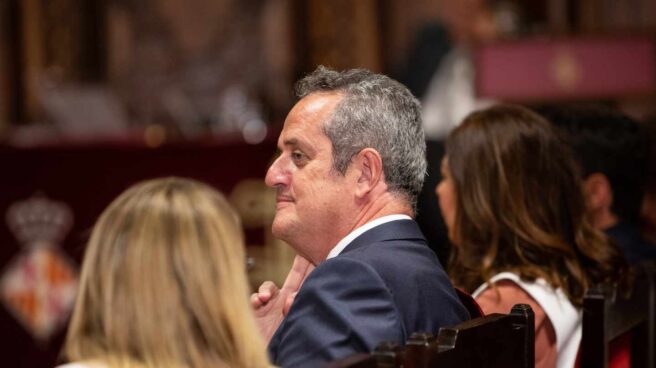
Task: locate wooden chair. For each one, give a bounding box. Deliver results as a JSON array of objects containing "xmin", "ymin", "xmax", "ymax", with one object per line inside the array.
[
  {"xmin": 580, "ymin": 261, "xmax": 656, "ymax": 368},
  {"xmin": 326, "ymin": 304, "xmax": 535, "ymax": 368},
  {"xmin": 432, "ymin": 304, "xmax": 534, "ymax": 367},
  {"xmin": 323, "ymin": 342, "xmax": 403, "ymax": 368}
]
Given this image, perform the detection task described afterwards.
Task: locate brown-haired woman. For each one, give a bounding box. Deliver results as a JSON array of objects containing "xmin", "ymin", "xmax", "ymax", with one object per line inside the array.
[
  {"xmin": 437, "ymin": 104, "xmax": 626, "ymax": 368},
  {"xmin": 59, "ymin": 177, "xmax": 271, "ymax": 368}
]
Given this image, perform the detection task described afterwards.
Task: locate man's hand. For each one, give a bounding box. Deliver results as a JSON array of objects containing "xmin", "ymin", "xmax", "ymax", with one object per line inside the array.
[{"xmin": 251, "ymin": 255, "xmax": 315, "ymax": 343}]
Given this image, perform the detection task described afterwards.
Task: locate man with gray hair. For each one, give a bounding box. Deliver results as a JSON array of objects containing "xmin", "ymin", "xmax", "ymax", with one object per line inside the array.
[{"xmin": 252, "ymin": 66, "xmax": 469, "ymax": 367}]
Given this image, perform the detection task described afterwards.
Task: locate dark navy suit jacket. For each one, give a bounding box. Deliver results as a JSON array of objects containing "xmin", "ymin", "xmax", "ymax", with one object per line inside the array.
[
  {"xmin": 606, "ymin": 220, "xmax": 656, "ymax": 264},
  {"xmin": 267, "ymin": 219, "xmax": 470, "ymax": 367}
]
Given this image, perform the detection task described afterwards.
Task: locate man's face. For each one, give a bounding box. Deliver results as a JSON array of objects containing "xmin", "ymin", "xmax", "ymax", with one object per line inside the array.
[{"xmin": 265, "ymin": 92, "xmax": 354, "ymax": 263}]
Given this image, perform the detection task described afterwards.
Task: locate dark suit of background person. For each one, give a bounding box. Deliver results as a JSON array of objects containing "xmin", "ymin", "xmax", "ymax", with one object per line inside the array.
[
  {"xmin": 538, "ymin": 105, "xmax": 656, "ymax": 264},
  {"xmin": 251, "ymin": 67, "xmax": 469, "ymax": 368}
]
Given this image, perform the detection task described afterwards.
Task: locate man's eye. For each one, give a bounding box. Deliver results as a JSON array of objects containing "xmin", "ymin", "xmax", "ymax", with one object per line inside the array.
[{"xmin": 291, "ymin": 151, "xmax": 307, "ymax": 164}]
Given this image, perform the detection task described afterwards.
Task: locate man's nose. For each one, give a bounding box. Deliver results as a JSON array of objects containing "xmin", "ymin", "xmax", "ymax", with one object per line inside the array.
[{"xmin": 265, "ymin": 156, "xmax": 288, "ymax": 188}]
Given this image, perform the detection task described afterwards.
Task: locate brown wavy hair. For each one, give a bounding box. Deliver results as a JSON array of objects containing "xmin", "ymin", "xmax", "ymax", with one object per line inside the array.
[{"xmin": 446, "ymin": 104, "xmax": 626, "ymax": 306}]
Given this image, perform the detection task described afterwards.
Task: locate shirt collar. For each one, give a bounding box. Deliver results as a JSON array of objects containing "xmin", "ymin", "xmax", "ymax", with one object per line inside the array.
[{"xmin": 325, "ymin": 214, "xmax": 412, "ymax": 259}]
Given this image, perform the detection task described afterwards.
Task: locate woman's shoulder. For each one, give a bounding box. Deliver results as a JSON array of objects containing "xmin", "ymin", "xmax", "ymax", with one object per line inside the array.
[
  {"xmin": 474, "ymin": 272, "xmax": 577, "ymax": 314},
  {"xmin": 474, "ymin": 278, "xmax": 542, "ymax": 315}
]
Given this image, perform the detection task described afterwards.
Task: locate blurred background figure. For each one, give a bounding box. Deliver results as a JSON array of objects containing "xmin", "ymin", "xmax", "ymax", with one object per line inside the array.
[
  {"xmin": 402, "ymin": 0, "xmax": 524, "ymax": 262},
  {"xmin": 437, "ymin": 105, "xmax": 626, "ymax": 368},
  {"xmin": 59, "ymin": 177, "xmax": 270, "ymax": 368},
  {"xmin": 538, "ymin": 105, "xmax": 656, "ymax": 264},
  {"xmin": 400, "ymin": 0, "xmax": 505, "ymax": 140}
]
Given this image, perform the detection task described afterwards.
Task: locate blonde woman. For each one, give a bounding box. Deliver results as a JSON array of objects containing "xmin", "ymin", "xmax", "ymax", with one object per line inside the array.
[{"xmin": 59, "ymin": 177, "xmax": 271, "ymax": 368}]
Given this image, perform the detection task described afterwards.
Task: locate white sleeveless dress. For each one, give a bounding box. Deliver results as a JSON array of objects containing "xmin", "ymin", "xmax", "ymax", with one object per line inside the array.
[{"xmin": 472, "ymin": 272, "xmax": 582, "ymax": 368}]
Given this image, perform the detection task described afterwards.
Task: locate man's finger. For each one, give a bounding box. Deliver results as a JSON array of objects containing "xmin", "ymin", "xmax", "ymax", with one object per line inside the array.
[
  {"xmin": 283, "ymin": 291, "xmax": 298, "ymax": 316},
  {"xmin": 257, "ymin": 281, "xmax": 279, "ymax": 303},
  {"xmin": 251, "ymin": 292, "xmax": 264, "ymax": 309},
  {"xmin": 281, "ymin": 255, "xmax": 315, "ymax": 293}
]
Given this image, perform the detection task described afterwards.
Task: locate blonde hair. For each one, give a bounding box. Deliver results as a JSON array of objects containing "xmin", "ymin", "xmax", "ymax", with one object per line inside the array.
[{"xmin": 63, "ymin": 177, "xmax": 270, "ymax": 368}]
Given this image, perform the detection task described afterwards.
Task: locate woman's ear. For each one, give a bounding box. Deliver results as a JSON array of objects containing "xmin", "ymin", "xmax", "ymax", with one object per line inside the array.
[{"xmin": 353, "ymin": 148, "xmax": 383, "ymax": 198}]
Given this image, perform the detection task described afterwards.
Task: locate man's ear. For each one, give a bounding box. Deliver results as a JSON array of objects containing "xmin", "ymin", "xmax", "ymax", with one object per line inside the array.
[
  {"xmin": 583, "ymin": 173, "xmax": 613, "ymax": 212},
  {"xmin": 352, "ymin": 148, "xmax": 383, "ymax": 198}
]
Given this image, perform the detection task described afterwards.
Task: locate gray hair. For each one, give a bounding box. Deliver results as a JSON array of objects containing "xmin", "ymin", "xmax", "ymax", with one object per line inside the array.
[{"xmin": 294, "ymin": 66, "xmax": 427, "ymax": 208}]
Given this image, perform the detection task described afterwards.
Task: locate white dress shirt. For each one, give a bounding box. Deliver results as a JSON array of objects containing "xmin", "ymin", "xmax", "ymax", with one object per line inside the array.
[{"xmin": 325, "ymin": 214, "xmax": 412, "ymax": 260}]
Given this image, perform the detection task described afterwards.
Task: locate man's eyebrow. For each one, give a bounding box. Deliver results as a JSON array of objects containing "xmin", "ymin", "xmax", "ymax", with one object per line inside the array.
[{"xmin": 282, "ymin": 138, "xmax": 299, "ymax": 147}]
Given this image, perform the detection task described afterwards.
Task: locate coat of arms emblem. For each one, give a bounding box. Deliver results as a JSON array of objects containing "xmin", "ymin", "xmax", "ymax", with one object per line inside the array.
[{"xmin": 0, "ymin": 195, "xmax": 78, "ymax": 341}]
